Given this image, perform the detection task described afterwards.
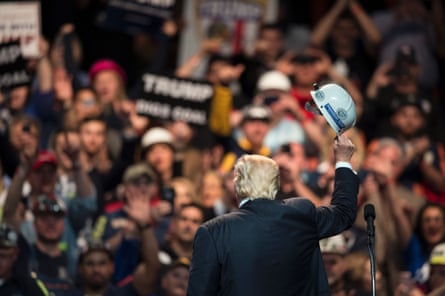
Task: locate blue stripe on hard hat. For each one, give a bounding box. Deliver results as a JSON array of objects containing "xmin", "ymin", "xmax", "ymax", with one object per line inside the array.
[{"xmin": 324, "ymin": 103, "xmax": 345, "ymax": 130}]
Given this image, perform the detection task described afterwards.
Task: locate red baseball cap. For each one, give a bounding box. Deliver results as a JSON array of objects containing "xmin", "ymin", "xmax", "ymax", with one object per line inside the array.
[
  {"xmin": 31, "ymin": 150, "xmax": 57, "ymax": 171},
  {"xmin": 88, "ymin": 59, "xmax": 127, "ymax": 84}
]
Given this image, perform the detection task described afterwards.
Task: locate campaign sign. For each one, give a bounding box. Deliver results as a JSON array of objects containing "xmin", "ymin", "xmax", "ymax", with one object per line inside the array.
[
  {"xmin": 99, "ymin": 0, "xmax": 175, "ymax": 35},
  {"xmin": 0, "ymin": 2, "xmax": 40, "ymax": 58},
  {"xmin": 0, "ymin": 40, "xmax": 31, "ymax": 90},
  {"xmin": 135, "ymin": 73, "xmax": 214, "ymax": 126}
]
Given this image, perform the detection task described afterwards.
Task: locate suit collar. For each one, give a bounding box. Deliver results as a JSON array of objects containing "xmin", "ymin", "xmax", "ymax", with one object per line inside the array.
[
  {"xmin": 239, "ymin": 197, "xmax": 278, "ymax": 209},
  {"xmin": 238, "ymin": 198, "xmax": 252, "ymax": 208}
]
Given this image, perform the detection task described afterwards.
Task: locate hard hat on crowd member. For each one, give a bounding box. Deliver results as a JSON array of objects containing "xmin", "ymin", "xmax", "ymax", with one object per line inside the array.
[
  {"xmin": 141, "ymin": 127, "xmax": 174, "ymax": 150},
  {"xmin": 430, "ymin": 243, "xmax": 445, "ymax": 266},
  {"xmin": 308, "ymin": 83, "xmax": 356, "ymax": 135},
  {"xmin": 257, "ymin": 70, "xmax": 292, "ymax": 93},
  {"xmin": 241, "ymin": 104, "xmax": 271, "ymax": 124},
  {"xmin": 319, "ymin": 234, "xmax": 347, "ymax": 256}
]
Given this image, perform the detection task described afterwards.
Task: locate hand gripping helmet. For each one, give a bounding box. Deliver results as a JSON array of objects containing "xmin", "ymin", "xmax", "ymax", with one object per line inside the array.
[{"xmin": 308, "ymin": 83, "xmax": 356, "ymax": 135}]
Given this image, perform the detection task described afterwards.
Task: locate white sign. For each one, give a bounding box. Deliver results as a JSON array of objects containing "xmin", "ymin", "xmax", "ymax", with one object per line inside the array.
[{"xmin": 0, "ymin": 2, "xmax": 40, "ymax": 58}]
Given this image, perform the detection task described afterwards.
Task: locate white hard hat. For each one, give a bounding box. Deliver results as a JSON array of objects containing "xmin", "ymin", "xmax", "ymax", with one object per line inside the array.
[
  {"xmin": 319, "ymin": 234, "xmax": 347, "ymax": 255},
  {"xmin": 309, "ymin": 83, "xmax": 356, "ymax": 135},
  {"xmin": 430, "ymin": 243, "xmax": 445, "ymax": 265},
  {"xmin": 141, "ymin": 127, "xmax": 174, "ymax": 149},
  {"xmin": 242, "ymin": 104, "xmax": 271, "ymax": 123},
  {"xmin": 257, "ymin": 70, "xmax": 291, "ymax": 92}
]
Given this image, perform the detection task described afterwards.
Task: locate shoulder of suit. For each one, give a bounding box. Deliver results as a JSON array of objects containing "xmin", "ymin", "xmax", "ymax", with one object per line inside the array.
[
  {"xmin": 202, "ymin": 210, "xmax": 244, "ymax": 228},
  {"xmin": 283, "ymin": 197, "xmax": 316, "ymax": 209}
]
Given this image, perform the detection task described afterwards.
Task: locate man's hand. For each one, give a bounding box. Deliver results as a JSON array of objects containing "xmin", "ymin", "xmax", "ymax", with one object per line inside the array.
[
  {"xmin": 334, "ymin": 135, "xmax": 355, "ymax": 162},
  {"xmin": 124, "ymin": 186, "xmax": 151, "ymax": 227},
  {"xmin": 18, "ymin": 131, "xmax": 38, "ymax": 172}
]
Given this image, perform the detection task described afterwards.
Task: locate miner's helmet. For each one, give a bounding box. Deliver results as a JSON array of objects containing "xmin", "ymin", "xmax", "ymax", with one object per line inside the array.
[{"xmin": 307, "ymin": 83, "xmax": 357, "ymax": 135}]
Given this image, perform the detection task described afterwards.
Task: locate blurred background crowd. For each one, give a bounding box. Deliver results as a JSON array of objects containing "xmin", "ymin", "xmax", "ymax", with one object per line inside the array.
[{"xmin": 0, "ymin": 0, "xmax": 445, "ymax": 295}]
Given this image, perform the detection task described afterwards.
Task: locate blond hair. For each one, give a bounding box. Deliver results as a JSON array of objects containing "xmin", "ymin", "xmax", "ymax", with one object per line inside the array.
[{"xmin": 234, "ymin": 155, "xmax": 279, "ymax": 200}]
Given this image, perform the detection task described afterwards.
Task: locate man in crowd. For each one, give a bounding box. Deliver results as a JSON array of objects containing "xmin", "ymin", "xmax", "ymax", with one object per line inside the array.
[
  {"xmin": 30, "ymin": 195, "xmax": 81, "ymax": 295},
  {"xmin": 0, "ymin": 223, "xmax": 48, "ymax": 295},
  {"xmin": 159, "ymin": 202, "xmax": 205, "ymax": 265},
  {"xmin": 320, "ymin": 233, "xmax": 353, "ymax": 295},
  {"xmin": 93, "ymin": 163, "xmax": 166, "ymax": 285},
  {"xmin": 154, "ymin": 257, "xmax": 191, "ymax": 296},
  {"xmin": 77, "ymin": 189, "xmax": 160, "ymax": 296},
  {"xmin": 219, "ymin": 104, "xmax": 271, "ymax": 174}
]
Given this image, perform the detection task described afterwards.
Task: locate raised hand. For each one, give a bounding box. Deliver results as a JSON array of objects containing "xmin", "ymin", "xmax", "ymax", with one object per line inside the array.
[
  {"xmin": 334, "ymin": 135, "xmax": 355, "ymax": 162},
  {"xmin": 124, "ymin": 185, "xmax": 151, "ymax": 227}
]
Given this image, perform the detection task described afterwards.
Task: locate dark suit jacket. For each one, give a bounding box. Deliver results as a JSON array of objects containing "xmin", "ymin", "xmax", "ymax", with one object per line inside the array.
[{"xmin": 187, "ymin": 167, "xmax": 359, "ymax": 296}]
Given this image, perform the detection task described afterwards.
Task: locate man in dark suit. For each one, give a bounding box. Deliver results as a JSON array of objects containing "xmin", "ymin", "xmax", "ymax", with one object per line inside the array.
[{"xmin": 187, "ymin": 135, "xmax": 359, "ymax": 296}]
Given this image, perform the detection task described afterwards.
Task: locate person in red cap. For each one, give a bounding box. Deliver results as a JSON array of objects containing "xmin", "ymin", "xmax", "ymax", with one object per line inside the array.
[
  {"xmin": 2, "ymin": 147, "xmax": 98, "ymax": 284},
  {"xmin": 89, "ymin": 59, "xmax": 127, "ymax": 106}
]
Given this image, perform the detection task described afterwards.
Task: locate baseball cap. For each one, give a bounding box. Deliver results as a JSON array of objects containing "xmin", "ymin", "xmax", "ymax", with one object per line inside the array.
[
  {"xmin": 32, "ymin": 195, "xmax": 66, "ymax": 216},
  {"xmin": 0, "ymin": 224, "xmax": 18, "ymax": 248},
  {"xmin": 78, "ymin": 240, "xmax": 113, "ymax": 263},
  {"xmin": 241, "ymin": 105, "xmax": 271, "ymax": 123},
  {"xmin": 31, "ymin": 150, "xmax": 57, "ymax": 171},
  {"xmin": 319, "ymin": 234, "xmax": 347, "ymax": 255},
  {"xmin": 257, "ymin": 70, "xmax": 291, "ymax": 92},
  {"xmin": 123, "ymin": 163, "xmax": 158, "ymax": 184},
  {"xmin": 141, "ymin": 127, "xmax": 174, "ymax": 149},
  {"xmin": 430, "ymin": 243, "xmax": 445, "ymax": 265},
  {"xmin": 89, "ymin": 59, "xmax": 127, "ymax": 84}
]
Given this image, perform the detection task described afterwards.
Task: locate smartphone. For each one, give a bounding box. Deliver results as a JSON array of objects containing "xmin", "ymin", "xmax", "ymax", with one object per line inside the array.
[{"xmin": 161, "ymin": 186, "xmax": 176, "ymax": 205}]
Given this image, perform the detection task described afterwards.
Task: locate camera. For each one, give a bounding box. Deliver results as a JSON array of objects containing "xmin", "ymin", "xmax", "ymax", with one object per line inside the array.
[{"xmin": 263, "ymin": 95, "xmax": 279, "ymax": 106}]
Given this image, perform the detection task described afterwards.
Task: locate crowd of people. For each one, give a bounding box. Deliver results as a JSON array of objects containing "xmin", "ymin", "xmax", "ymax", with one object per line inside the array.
[{"xmin": 1, "ymin": 0, "xmax": 445, "ymax": 295}]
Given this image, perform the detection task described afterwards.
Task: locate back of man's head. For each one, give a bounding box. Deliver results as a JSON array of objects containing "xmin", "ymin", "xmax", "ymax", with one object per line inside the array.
[{"xmin": 234, "ymin": 155, "xmax": 279, "ymax": 201}]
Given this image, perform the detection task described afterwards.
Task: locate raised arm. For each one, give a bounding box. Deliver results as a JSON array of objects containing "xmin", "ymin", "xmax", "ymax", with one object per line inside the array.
[
  {"xmin": 316, "ymin": 135, "xmax": 359, "ymax": 238},
  {"xmin": 2, "ymin": 132, "xmax": 38, "ymax": 230},
  {"xmin": 310, "ymin": 0, "xmax": 349, "ymax": 47},
  {"xmin": 127, "ymin": 189, "xmax": 161, "ymax": 295},
  {"xmin": 349, "ymin": 0, "xmax": 381, "ymax": 48}
]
